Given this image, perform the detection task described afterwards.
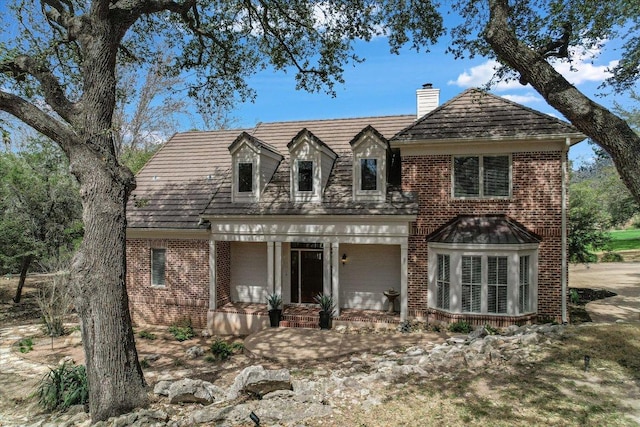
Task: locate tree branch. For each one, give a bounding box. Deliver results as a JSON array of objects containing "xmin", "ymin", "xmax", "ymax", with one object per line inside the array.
[
  {"xmin": 0, "ymin": 55, "xmax": 78, "ymax": 122},
  {"xmin": 484, "ymin": 0, "xmax": 640, "ymax": 204},
  {"xmin": 0, "ymin": 90, "xmax": 79, "ymax": 154}
]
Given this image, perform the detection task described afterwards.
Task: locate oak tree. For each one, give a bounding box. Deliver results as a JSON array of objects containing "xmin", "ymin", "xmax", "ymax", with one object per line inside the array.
[
  {"xmin": 450, "ymin": 0, "xmax": 640, "ymax": 203},
  {"xmin": 0, "ymin": 0, "xmax": 441, "ymax": 421}
]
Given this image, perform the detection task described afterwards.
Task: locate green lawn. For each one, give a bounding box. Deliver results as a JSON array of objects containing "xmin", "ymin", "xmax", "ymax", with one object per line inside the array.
[{"xmin": 609, "ymin": 228, "xmax": 640, "ymax": 251}]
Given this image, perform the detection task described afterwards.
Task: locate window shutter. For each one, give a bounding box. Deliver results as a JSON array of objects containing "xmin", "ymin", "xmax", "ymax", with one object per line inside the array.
[
  {"xmin": 151, "ymin": 249, "xmax": 166, "ymax": 286},
  {"xmin": 483, "ymin": 156, "xmax": 510, "ymax": 197},
  {"xmin": 436, "ymin": 254, "xmax": 450, "ymax": 310},
  {"xmin": 462, "ymin": 256, "xmax": 481, "ymax": 313},
  {"xmin": 519, "ymin": 256, "xmax": 530, "ymax": 312},
  {"xmin": 488, "ymin": 256, "xmax": 508, "ymax": 313},
  {"xmin": 454, "ymin": 156, "xmax": 479, "ymax": 197}
]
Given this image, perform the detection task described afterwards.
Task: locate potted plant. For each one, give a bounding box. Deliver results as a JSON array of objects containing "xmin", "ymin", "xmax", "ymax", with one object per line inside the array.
[
  {"xmin": 266, "ymin": 293, "xmax": 282, "ymax": 327},
  {"xmin": 314, "ymin": 293, "xmax": 336, "ymax": 330}
]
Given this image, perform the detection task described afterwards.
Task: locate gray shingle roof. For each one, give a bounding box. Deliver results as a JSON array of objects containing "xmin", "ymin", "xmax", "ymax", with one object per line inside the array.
[
  {"xmin": 426, "ymin": 215, "xmax": 542, "ymax": 245},
  {"xmin": 127, "ymin": 115, "xmax": 416, "ymax": 229},
  {"xmin": 392, "ymin": 88, "xmax": 583, "ymax": 143}
]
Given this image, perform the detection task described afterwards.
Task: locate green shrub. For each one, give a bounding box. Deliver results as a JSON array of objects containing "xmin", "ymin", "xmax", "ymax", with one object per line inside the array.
[
  {"xmin": 37, "ymin": 362, "xmax": 88, "ymax": 412},
  {"xmin": 484, "ymin": 324, "xmax": 498, "ymax": 335},
  {"xmin": 210, "ymin": 338, "xmax": 233, "ymax": 360},
  {"xmin": 140, "ymin": 359, "xmax": 150, "ymax": 369},
  {"xmin": 18, "ymin": 338, "xmax": 34, "ymax": 354},
  {"xmin": 601, "ymin": 251, "xmax": 624, "ymax": 262},
  {"xmin": 448, "ymin": 321, "xmax": 473, "ymax": 334},
  {"xmin": 570, "ymin": 288, "xmax": 580, "ymax": 304},
  {"xmin": 138, "ymin": 330, "xmax": 157, "ymax": 340},
  {"xmin": 168, "ymin": 318, "xmax": 194, "ymax": 342}
]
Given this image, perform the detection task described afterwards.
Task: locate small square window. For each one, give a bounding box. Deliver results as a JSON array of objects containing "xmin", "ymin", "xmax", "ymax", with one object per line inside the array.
[
  {"xmin": 298, "ymin": 161, "xmax": 313, "ymax": 192},
  {"xmin": 151, "ymin": 248, "xmax": 166, "ymax": 287},
  {"xmin": 238, "ymin": 162, "xmax": 253, "ymax": 193},
  {"xmin": 361, "ymin": 158, "xmax": 377, "ymax": 191}
]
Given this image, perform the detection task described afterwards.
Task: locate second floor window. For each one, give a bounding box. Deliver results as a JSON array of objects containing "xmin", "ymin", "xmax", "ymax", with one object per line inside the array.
[
  {"xmin": 238, "ymin": 162, "xmax": 253, "ymax": 193},
  {"xmin": 360, "ymin": 158, "xmax": 377, "ymax": 191},
  {"xmin": 453, "ymin": 155, "xmax": 510, "ymax": 198},
  {"xmin": 298, "ymin": 160, "xmax": 313, "ymax": 192}
]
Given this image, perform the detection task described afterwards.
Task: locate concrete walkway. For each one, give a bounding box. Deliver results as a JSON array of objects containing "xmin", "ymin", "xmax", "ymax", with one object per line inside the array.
[
  {"xmin": 569, "ymin": 262, "xmax": 640, "ymax": 323},
  {"xmin": 244, "ymin": 327, "xmax": 447, "ymax": 362}
]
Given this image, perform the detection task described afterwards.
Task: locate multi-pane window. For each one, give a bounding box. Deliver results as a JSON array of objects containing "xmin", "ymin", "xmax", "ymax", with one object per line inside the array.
[
  {"xmin": 360, "ymin": 158, "xmax": 377, "ymax": 191},
  {"xmin": 453, "ymin": 155, "xmax": 510, "ymax": 198},
  {"xmin": 151, "ymin": 248, "xmax": 166, "ymax": 287},
  {"xmin": 238, "ymin": 162, "xmax": 253, "ymax": 193},
  {"xmin": 488, "ymin": 256, "xmax": 508, "ymax": 313},
  {"xmin": 298, "ymin": 160, "xmax": 313, "ymax": 192},
  {"xmin": 461, "ymin": 256, "xmax": 482, "ymax": 313},
  {"xmin": 519, "ymin": 255, "xmax": 531, "ymax": 313},
  {"xmin": 436, "ymin": 254, "xmax": 450, "ymax": 310}
]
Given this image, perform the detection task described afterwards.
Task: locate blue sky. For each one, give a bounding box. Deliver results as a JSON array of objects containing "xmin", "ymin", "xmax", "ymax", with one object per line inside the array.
[{"xmin": 216, "ymin": 36, "xmax": 633, "ymax": 167}]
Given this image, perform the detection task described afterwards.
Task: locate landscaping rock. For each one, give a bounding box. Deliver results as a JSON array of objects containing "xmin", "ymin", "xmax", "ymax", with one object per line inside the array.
[
  {"xmin": 227, "ymin": 365, "xmax": 291, "ymax": 400},
  {"xmin": 153, "ymin": 380, "xmax": 172, "ymax": 396},
  {"xmin": 168, "ymin": 378, "xmax": 225, "ymax": 405},
  {"xmin": 185, "ymin": 345, "xmax": 204, "ymax": 359}
]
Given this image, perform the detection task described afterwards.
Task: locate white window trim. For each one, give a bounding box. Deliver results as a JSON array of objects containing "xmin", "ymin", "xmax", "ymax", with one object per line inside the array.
[
  {"xmin": 451, "ymin": 154, "xmax": 512, "ymax": 200},
  {"xmin": 352, "ymin": 136, "xmax": 387, "ymax": 202},
  {"xmin": 428, "ymin": 245, "xmax": 538, "ymax": 316},
  {"xmin": 232, "ymin": 154, "xmax": 259, "ymax": 203},
  {"xmin": 291, "ymin": 155, "xmax": 322, "ymax": 202}
]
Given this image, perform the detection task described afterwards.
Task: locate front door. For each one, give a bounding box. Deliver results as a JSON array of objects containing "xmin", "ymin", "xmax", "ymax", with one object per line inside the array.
[{"xmin": 291, "ymin": 243, "xmax": 323, "ymax": 303}]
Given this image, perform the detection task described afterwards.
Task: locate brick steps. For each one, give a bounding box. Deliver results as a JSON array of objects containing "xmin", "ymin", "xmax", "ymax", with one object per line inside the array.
[{"xmin": 280, "ymin": 313, "xmax": 320, "ymax": 329}]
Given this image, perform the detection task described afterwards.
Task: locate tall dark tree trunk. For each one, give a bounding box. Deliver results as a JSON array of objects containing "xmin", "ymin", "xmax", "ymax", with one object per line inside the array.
[
  {"xmin": 484, "ymin": 0, "xmax": 640, "ymax": 204},
  {"xmin": 12, "ymin": 254, "xmax": 33, "ymax": 303},
  {"xmin": 66, "ymin": 9, "xmax": 147, "ymax": 422}
]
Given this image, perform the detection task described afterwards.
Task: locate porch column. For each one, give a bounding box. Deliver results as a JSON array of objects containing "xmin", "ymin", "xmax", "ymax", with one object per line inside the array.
[
  {"xmin": 275, "ymin": 242, "xmax": 282, "ymax": 296},
  {"xmin": 209, "ymin": 239, "xmax": 217, "ymax": 310},
  {"xmin": 323, "ymin": 244, "xmax": 331, "ymax": 296},
  {"xmin": 400, "ymin": 242, "xmax": 408, "ymax": 321},
  {"xmin": 267, "ymin": 242, "xmax": 275, "ymax": 293},
  {"xmin": 331, "ymin": 242, "xmax": 340, "ymax": 317}
]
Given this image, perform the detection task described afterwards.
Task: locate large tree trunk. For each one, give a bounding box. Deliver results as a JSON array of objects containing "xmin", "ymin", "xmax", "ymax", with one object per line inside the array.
[
  {"xmin": 70, "ymin": 149, "xmax": 147, "ymax": 421},
  {"xmin": 12, "ymin": 254, "xmax": 33, "ymax": 303},
  {"xmin": 68, "ymin": 9, "xmax": 147, "ymax": 422},
  {"xmin": 484, "ymin": 0, "xmax": 640, "ymax": 204}
]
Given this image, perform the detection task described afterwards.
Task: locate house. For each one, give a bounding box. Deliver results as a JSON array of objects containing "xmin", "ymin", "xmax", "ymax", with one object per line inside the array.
[{"xmin": 125, "ymin": 86, "xmax": 585, "ymax": 334}]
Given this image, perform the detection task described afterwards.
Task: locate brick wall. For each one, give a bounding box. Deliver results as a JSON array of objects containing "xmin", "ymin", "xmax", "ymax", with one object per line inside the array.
[
  {"xmin": 126, "ymin": 238, "xmax": 210, "ymax": 328},
  {"xmin": 402, "ymin": 151, "xmax": 566, "ymax": 322},
  {"xmin": 216, "ymin": 241, "xmax": 231, "ymax": 307}
]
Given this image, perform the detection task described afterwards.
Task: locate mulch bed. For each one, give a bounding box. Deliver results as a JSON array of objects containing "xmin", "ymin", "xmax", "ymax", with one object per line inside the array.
[{"xmin": 569, "ymin": 287, "xmax": 617, "ymax": 324}]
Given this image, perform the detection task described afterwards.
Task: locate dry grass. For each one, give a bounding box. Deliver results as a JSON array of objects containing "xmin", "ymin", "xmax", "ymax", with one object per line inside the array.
[{"xmin": 309, "ymin": 323, "xmax": 640, "ymax": 427}]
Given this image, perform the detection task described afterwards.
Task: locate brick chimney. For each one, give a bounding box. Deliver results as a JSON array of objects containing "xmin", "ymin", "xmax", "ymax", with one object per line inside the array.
[{"xmin": 416, "ymin": 83, "xmax": 440, "ymax": 119}]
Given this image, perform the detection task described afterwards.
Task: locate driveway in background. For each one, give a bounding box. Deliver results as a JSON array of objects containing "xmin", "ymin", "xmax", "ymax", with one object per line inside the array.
[{"xmin": 570, "ymin": 262, "xmax": 640, "ymax": 323}]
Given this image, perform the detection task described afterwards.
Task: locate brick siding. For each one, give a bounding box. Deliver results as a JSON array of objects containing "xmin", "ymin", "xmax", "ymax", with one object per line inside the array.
[
  {"xmin": 402, "ymin": 151, "xmax": 566, "ymax": 322},
  {"xmin": 126, "ymin": 239, "xmax": 210, "ymax": 328}
]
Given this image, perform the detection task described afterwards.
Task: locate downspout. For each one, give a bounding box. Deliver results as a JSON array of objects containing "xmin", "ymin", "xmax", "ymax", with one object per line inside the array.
[{"xmin": 561, "ymin": 137, "xmax": 570, "ymax": 324}]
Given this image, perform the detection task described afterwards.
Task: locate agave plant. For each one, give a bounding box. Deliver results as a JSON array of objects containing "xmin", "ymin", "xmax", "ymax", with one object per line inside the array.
[
  {"xmin": 314, "ymin": 293, "xmax": 336, "ymax": 316},
  {"xmin": 266, "ymin": 293, "xmax": 282, "ymax": 310}
]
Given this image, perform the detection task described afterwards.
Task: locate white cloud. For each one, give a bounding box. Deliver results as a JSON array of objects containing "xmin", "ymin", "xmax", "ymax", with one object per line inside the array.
[
  {"xmin": 448, "ymin": 45, "xmax": 619, "ymax": 90},
  {"xmin": 501, "ymin": 93, "xmax": 543, "ymax": 104}
]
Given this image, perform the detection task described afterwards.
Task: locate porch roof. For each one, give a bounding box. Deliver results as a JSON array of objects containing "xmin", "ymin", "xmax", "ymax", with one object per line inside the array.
[{"xmin": 426, "ymin": 214, "xmax": 542, "ymax": 245}]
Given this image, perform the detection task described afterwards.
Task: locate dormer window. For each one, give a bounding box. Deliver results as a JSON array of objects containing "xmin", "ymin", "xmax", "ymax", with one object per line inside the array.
[
  {"xmin": 360, "ymin": 158, "xmax": 377, "ymax": 191},
  {"xmin": 298, "ymin": 161, "xmax": 314, "ymax": 192},
  {"xmin": 288, "ymin": 129, "xmax": 337, "ymax": 203},
  {"xmin": 229, "ymin": 132, "xmax": 283, "ymax": 203},
  {"xmin": 238, "ymin": 162, "xmax": 253, "ymax": 193},
  {"xmin": 350, "ymin": 126, "xmax": 389, "ymax": 203}
]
